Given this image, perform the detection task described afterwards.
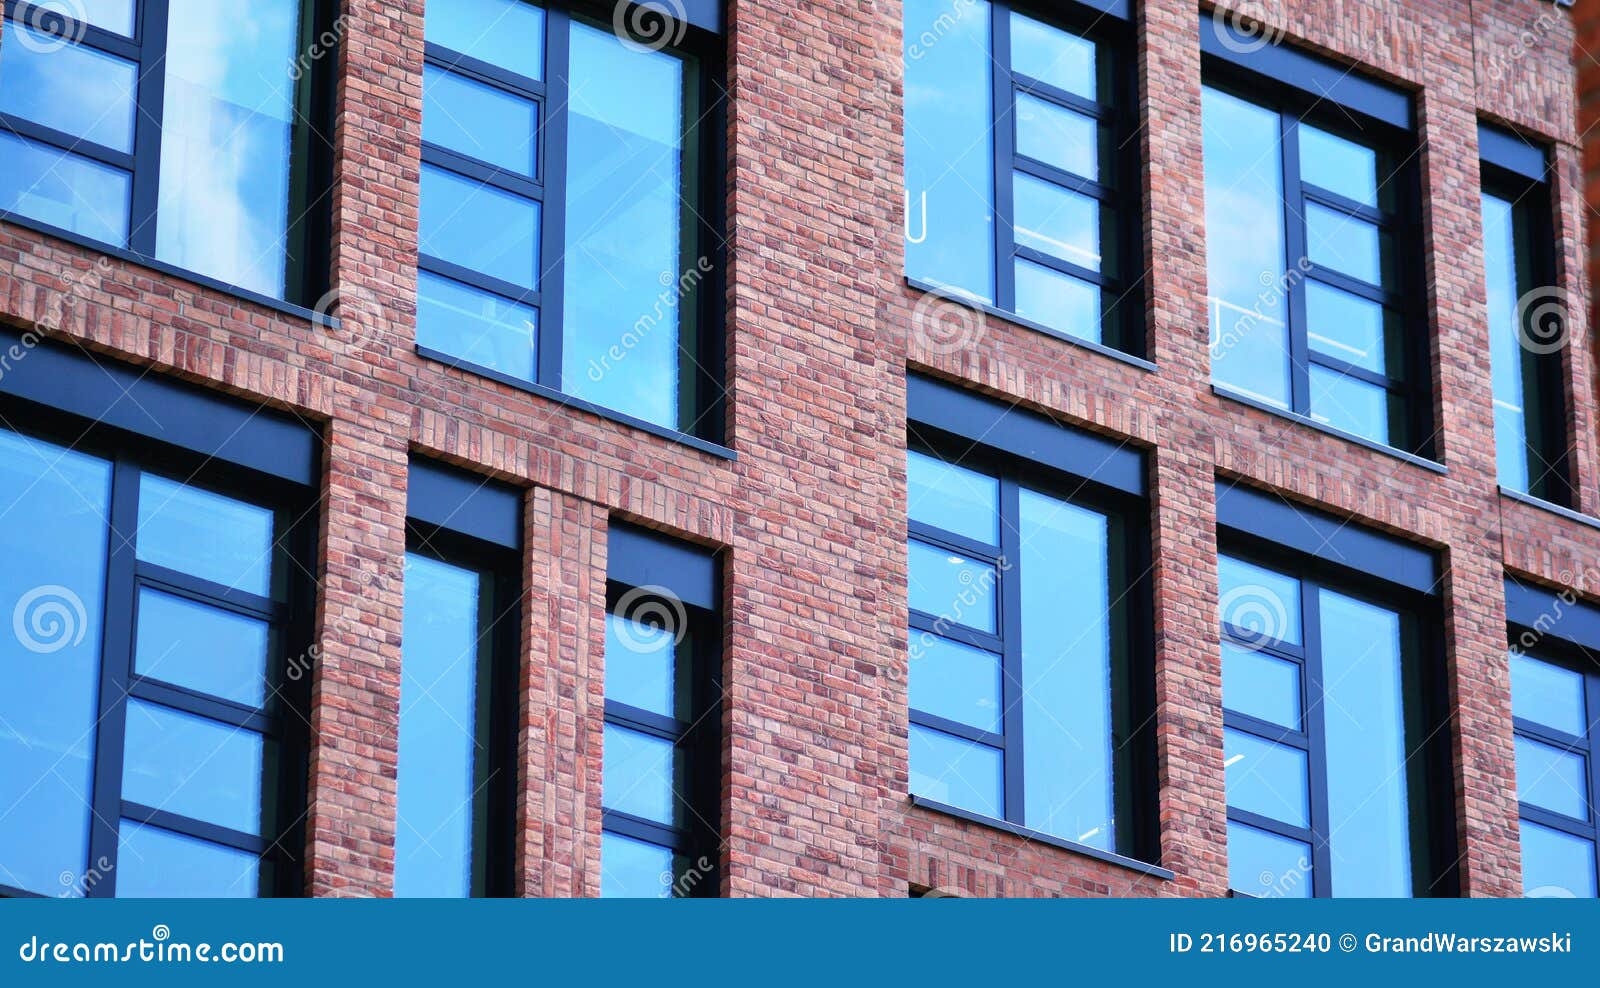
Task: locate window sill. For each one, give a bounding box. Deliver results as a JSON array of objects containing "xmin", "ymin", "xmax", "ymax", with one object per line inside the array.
[
  {"xmin": 909, "ymin": 795, "xmax": 1175, "ymax": 881},
  {"xmin": 415, "ymin": 347, "xmax": 736, "ymax": 461},
  {"xmin": 904, "ymin": 278, "xmax": 1157, "ymax": 373},
  {"xmin": 0, "ymin": 214, "xmax": 339, "ymax": 330},
  {"xmin": 1212, "ymin": 385, "xmax": 1446, "ymax": 475},
  {"xmin": 1499, "ymin": 486, "xmax": 1600, "ymax": 532}
]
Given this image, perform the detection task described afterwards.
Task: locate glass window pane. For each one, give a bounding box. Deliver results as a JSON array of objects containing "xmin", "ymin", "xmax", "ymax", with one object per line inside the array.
[
  {"xmin": 134, "ymin": 589, "xmax": 272, "ymax": 708},
  {"xmin": 419, "ymin": 165, "xmax": 541, "ymax": 291},
  {"xmin": 137, "ymin": 474, "xmax": 275, "ymax": 597},
  {"xmin": 1483, "ymin": 192, "xmax": 1539, "ymax": 495},
  {"xmin": 1224, "ymin": 729, "xmax": 1311, "ymax": 829},
  {"xmin": 423, "ymin": 66, "xmax": 539, "ymax": 176},
  {"xmin": 1228, "ymin": 821, "xmax": 1313, "ymax": 898},
  {"xmin": 1521, "ymin": 821, "xmax": 1598, "ymax": 898},
  {"xmin": 1305, "ymin": 281, "xmax": 1390, "ymax": 375},
  {"xmin": 416, "ymin": 271, "xmax": 539, "ymax": 381},
  {"xmin": 0, "ymin": 429, "xmax": 110, "ymax": 897},
  {"xmin": 0, "ymin": 29, "xmax": 138, "ymax": 151},
  {"xmin": 425, "ymin": 0, "xmax": 546, "ymax": 80},
  {"xmin": 1014, "ymin": 257, "xmax": 1102, "ymax": 344},
  {"xmin": 1019, "ymin": 490, "xmax": 1116, "ymax": 848},
  {"xmin": 909, "ymin": 632, "xmax": 1002, "ymax": 733},
  {"xmin": 1306, "ymin": 202, "xmax": 1389, "ymax": 287},
  {"xmin": 69, "ymin": 0, "xmax": 139, "ymax": 36},
  {"xmin": 601, "ymin": 831, "xmax": 675, "ymax": 898},
  {"xmin": 903, "ymin": 0, "xmax": 995, "ymax": 303},
  {"xmin": 1009, "ymin": 10, "xmax": 1096, "ymax": 101},
  {"xmin": 907, "ymin": 539, "xmax": 997, "ymax": 633},
  {"xmin": 1217, "ymin": 555, "xmax": 1302, "ymax": 646},
  {"xmin": 605, "ymin": 611, "xmax": 684, "ymax": 721},
  {"xmin": 603, "ymin": 724, "xmax": 681, "ymax": 827},
  {"xmin": 156, "ymin": 0, "xmax": 302, "ymax": 298},
  {"xmin": 115, "ymin": 823, "xmax": 261, "ymax": 898},
  {"xmin": 1013, "ymin": 172, "xmax": 1100, "ymax": 270},
  {"xmin": 1515, "ymin": 736, "xmax": 1589, "ymax": 821},
  {"xmin": 0, "ymin": 131, "xmax": 130, "ymax": 244},
  {"xmin": 1319, "ymin": 589, "xmax": 1415, "ymax": 897},
  {"xmin": 561, "ymin": 21, "xmax": 694, "ymax": 429},
  {"xmin": 908, "ymin": 725, "xmax": 1003, "ymax": 819},
  {"xmin": 1015, "ymin": 92, "xmax": 1098, "ymax": 180},
  {"xmin": 1299, "ymin": 124, "xmax": 1380, "ymax": 209},
  {"xmin": 1510, "ymin": 653, "xmax": 1588, "ymax": 736},
  {"xmin": 121, "ymin": 700, "xmax": 268, "ymax": 836},
  {"xmin": 396, "ymin": 554, "xmax": 487, "ymax": 898},
  {"xmin": 1309, "ymin": 364, "xmax": 1393, "ymax": 446},
  {"xmin": 1222, "ymin": 641, "xmax": 1302, "ymax": 730},
  {"xmin": 907, "ymin": 449, "xmax": 999, "ymax": 545}
]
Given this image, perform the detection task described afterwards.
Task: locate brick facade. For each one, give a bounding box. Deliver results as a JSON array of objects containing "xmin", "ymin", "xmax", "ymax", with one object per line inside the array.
[{"xmin": 0, "ymin": 0, "xmax": 1595, "ymax": 897}]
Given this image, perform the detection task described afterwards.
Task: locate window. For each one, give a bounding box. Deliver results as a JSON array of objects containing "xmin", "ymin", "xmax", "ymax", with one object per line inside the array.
[
  {"xmin": 601, "ymin": 524, "xmax": 721, "ymax": 897},
  {"xmin": 418, "ymin": 0, "xmax": 724, "ymax": 438},
  {"xmin": 903, "ymin": 0, "xmax": 1140, "ymax": 352},
  {"xmin": 0, "ymin": 0, "xmax": 333, "ymax": 303},
  {"xmin": 1510, "ymin": 650, "xmax": 1598, "ymax": 898},
  {"xmin": 1201, "ymin": 37, "xmax": 1423, "ymax": 452}
]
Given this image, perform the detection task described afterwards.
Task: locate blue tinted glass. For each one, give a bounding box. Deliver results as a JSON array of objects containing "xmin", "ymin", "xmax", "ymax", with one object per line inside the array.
[
  {"xmin": 423, "ymin": 66, "xmax": 539, "ymax": 176},
  {"xmin": 115, "ymin": 823, "xmax": 260, "ymax": 898},
  {"xmin": 1013, "ymin": 172, "xmax": 1100, "ymax": 270},
  {"xmin": 909, "ymin": 632, "xmax": 1002, "ymax": 733},
  {"xmin": 396, "ymin": 554, "xmax": 484, "ymax": 898},
  {"xmin": 605, "ymin": 611, "xmax": 680, "ymax": 720},
  {"xmin": 1306, "ymin": 203, "xmax": 1387, "ymax": 287},
  {"xmin": 1516, "ymin": 737, "xmax": 1589, "ymax": 821},
  {"xmin": 1484, "ymin": 193, "xmax": 1535, "ymax": 493},
  {"xmin": 417, "ymin": 271, "xmax": 539, "ymax": 380},
  {"xmin": 1222, "ymin": 641, "xmax": 1301, "ymax": 730},
  {"xmin": 1203, "ymin": 88, "xmax": 1290, "ymax": 407},
  {"xmin": 1019, "ymin": 489, "xmax": 1115, "ymax": 848},
  {"xmin": 156, "ymin": 0, "xmax": 301, "ymax": 297},
  {"xmin": 1309, "ymin": 364, "xmax": 1391, "ymax": 445},
  {"xmin": 1510, "ymin": 653, "xmax": 1588, "ymax": 736},
  {"xmin": 1015, "ymin": 93, "xmax": 1097, "ymax": 180},
  {"xmin": 1217, "ymin": 555, "xmax": 1302, "ymax": 646},
  {"xmin": 137, "ymin": 474, "xmax": 275, "ymax": 597},
  {"xmin": 0, "ymin": 430, "xmax": 110, "ymax": 897},
  {"xmin": 1320, "ymin": 589, "xmax": 1414, "ymax": 897},
  {"xmin": 600, "ymin": 832, "xmax": 674, "ymax": 898},
  {"xmin": 603, "ymin": 724, "xmax": 680, "ymax": 827},
  {"xmin": 907, "ymin": 449, "xmax": 999, "ymax": 545},
  {"xmin": 908, "ymin": 725, "xmax": 1002, "ymax": 819},
  {"xmin": 420, "ymin": 165, "xmax": 541, "ymax": 291},
  {"xmin": 561, "ymin": 22, "xmax": 691, "ymax": 429},
  {"xmin": 426, "ymin": 0, "xmax": 546, "ymax": 80},
  {"xmin": 1298, "ymin": 124, "xmax": 1379, "ymax": 208},
  {"xmin": 907, "ymin": 539, "xmax": 997, "ymax": 633},
  {"xmin": 72, "ymin": 0, "xmax": 138, "ymax": 35},
  {"xmin": 0, "ymin": 29, "xmax": 138, "ymax": 151},
  {"xmin": 1224, "ymin": 729, "xmax": 1310, "ymax": 828},
  {"xmin": 134, "ymin": 589, "xmax": 271, "ymax": 708},
  {"xmin": 1305, "ymin": 281, "xmax": 1388, "ymax": 374},
  {"xmin": 1014, "ymin": 258, "xmax": 1101, "ymax": 343},
  {"xmin": 121, "ymin": 700, "xmax": 267, "ymax": 836},
  {"xmin": 1009, "ymin": 10, "xmax": 1096, "ymax": 100},
  {"xmin": 1521, "ymin": 821, "xmax": 1597, "ymax": 898},
  {"xmin": 903, "ymin": 0, "xmax": 995, "ymax": 303},
  {"xmin": 0, "ymin": 131, "xmax": 130, "ymax": 244},
  {"xmin": 1228, "ymin": 822, "xmax": 1313, "ymax": 898}
]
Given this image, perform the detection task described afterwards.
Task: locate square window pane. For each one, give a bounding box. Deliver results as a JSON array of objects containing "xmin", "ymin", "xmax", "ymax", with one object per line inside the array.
[
  {"xmin": 908, "ymin": 724, "xmax": 1002, "ymax": 819},
  {"xmin": 0, "ymin": 131, "xmax": 130, "ymax": 244},
  {"xmin": 1228, "ymin": 821, "xmax": 1313, "ymax": 898},
  {"xmin": 115, "ymin": 823, "xmax": 262, "ymax": 897},
  {"xmin": 1009, "ymin": 10, "xmax": 1096, "ymax": 101},
  {"xmin": 1309, "ymin": 364, "xmax": 1394, "ymax": 446},
  {"xmin": 137, "ymin": 474, "xmax": 275, "ymax": 597},
  {"xmin": 0, "ymin": 28, "xmax": 138, "ymax": 152},
  {"xmin": 907, "ymin": 449, "xmax": 999, "ymax": 545},
  {"xmin": 1217, "ymin": 556, "xmax": 1302, "ymax": 646},
  {"xmin": 600, "ymin": 831, "xmax": 676, "ymax": 898},
  {"xmin": 134, "ymin": 588, "xmax": 272, "ymax": 708},
  {"xmin": 1521, "ymin": 821, "xmax": 1598, "ymax": 898},
  {"xmin": 1516, "ymin": 736, "xmax": 1589, "ymax": 821},
  {"xmin": 1224, "ymin": 729, "xmax": 1311, "ymax": 829},
  {"xmin": 425, "ymin": 0, "xmax": 546, "ymax": 80},
  {"xmin": 121, "ymin": 700, "xmax": 268, "ymax": 836},
  {"xmin": 907, "ymin": 539, "xmax": 997, "ymax": 633},
  {"xmin": 605, "ymin": 611, "xmax": 684, "ymax": 721},
  {"xmin": 1306, "ymin": 202, "xmax": 1390, "ymax": 287},
  {"xmin": 1015, "ymin": 92, "xmax": 1098, "ymax": 180},
  {"xmin": 602, "ymin": 724, "xmax": 681, "ymax": 828},
  {"xmin": 1222, "ymin": 641, "xmax": 1302, "ymax": 730},
  {"xmin": 1510, "ymin": 653, "xmax": 1588, "ymax": 737},
  {"xmin": 420, "ymin": 165, "xmax": 541, "ymax": 291},
  {"xmin": 909, "ymin": 632, "xmax": 1002, "ymax": 733},
  {"xmin": 1298, "ymin": 124, "xmax": 1380, "ymax": 209},
  {"xmin": 1014, "ymin": 258, "xmax": 1102, "ymax": 345},
  {"xmin": 1013, "ymin": 172, "xmax": 1100, "ymax": 271},
  {"xmin": 423, "ymin": 66, "xmax": 539, "ymax": 177},
  {"xmin": 416, "ymin": 271, "xmax": 539, "ymax": 381},
  {"xmin": 1305, "ymin": 280, "xmax": 1392, "ymax": 375}
]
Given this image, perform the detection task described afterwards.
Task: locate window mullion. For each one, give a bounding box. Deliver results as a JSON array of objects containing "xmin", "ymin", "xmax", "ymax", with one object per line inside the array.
[
  {"xmin": 1279, "ymin": 113, "xmax": 1313, "ymax": 418},
  {"xmin": 1300, "ymin": 576, "xmax": 1333, "ymax": 897},
  {"xmin": 998, "ymin": 476, "xmax": 1025, "ymax": 825},
  {"xmin": 126, "ymin": 0, "xmax": 170, "ymax": 258},
  {"xmin": 989, "ymin": 1, "xmax": 1016, "ymax": 312},
  {"xmin": 536, "ymin": 4, "xmax": 572, "ymax": 393}
]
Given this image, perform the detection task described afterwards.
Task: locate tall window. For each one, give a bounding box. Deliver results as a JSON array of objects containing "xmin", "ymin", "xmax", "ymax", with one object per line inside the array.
[
  {"xmin": 903, "ymin": 0, "xmax": 1138, "ymax": 352},
  {"xmin": 0, "ymin": 0, "xmax": 332, "ymax": 302},
  {"xmin": 418, "ymin": 0, "xmax": 723, "ymax": 437},
  {"xmin": 1510, "ymin": 650, "xmax": 1598, "ymax": 898}
]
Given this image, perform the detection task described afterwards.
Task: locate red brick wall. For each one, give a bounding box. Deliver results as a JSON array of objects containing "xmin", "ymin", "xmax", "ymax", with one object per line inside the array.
[{"xmin": 0, "ymin": 0, "xmax": 1591, "ymax": 897}]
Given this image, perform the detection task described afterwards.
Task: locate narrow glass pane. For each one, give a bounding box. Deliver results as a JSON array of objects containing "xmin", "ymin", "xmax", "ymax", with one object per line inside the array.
[
  {"xmin": 1320, "ymin": 589, "xmax": 1415, "ymax": 897},
  {"xmin": 0, "ymin": 131, "xmax": 130, "ymax": 244},
  {"xmin": 908, "ymin": 632, "xmax": 1002, "ymax": 733},
  {"xmin": 115, "ymin": 823, "xmax": 261, "ymax": 898},
  {"xmin": 419, "ymin": 165, "xmax": 541, "ymax": 291},
  {"xmin": 1510, "ymin": 652, "xmax": 1588, "ymax": 736},
  {"xmin": 137, "ymin": 474, "xmax": 275, "ymax": 597},
  {"xmin": 603, "ymin": 724, "xmax": 680, "ymax": 827},
  {"xmin": 1013, "ymin": 172, "xmax": 1100, "ymax": 270},
  {"xmin": 1228, "ymin": 821, "xmax": 1313, "ymax": 898},
  {"xmin": 0, "ymin": 429, "xmax": 110, "ymax": 897},
  {"xmin": 907, "ymin": 539, "xmax": 997, "ymax": 633},
  {"xmin": 1309, "ymin": 364, "xmax": 1392, "ymax": 446},
  {"xmin": 1014, "ymin": 257, "xmax": 1102, "ymax": 344},
  {"xmin": 121, "ymin": 700, "xmax": 268, "ymax": 836},
  {"xmin": 1306, "ymin": 202, "xmax": 1388, "ymax": 287},
  {"xmin": 1521, "ymin": 821, "xmax": 1598, "ymax": 898},
  {"xmin": 1015, "ymin": 92, "xmax": 1098, "ymax": 180},
  {"xmin": 605, "ymin": 610, "xmax": 682, "ymax": 721},
  {"xmin": 1217, "ymin": 555, "xmax": 1302, "ymax": 646},
  {"xmin": 1483, "ymin": 192, "xmax": 1537, "ymax": 495},
  {"xmin": 73, "ymin": 0, "xmax": 139, "ymax": 36},
  {"xmin": 425, "ymin": 0, "xmax": 546, "ymax": 80},
  {"xmin": 134, "ymin": 588, "xmax": 272, "ymax": 708},
  {"xmin": 907, "ymin": 449, "xmax": 1000, "ymax": 545},
  {"xmin": 1305, "ymin": 280, "xmax": 1389, "ymax": 374},
  {"xmin": 423, "ymin": 66, "xmax": 539, "ymax": 176},
  {"xmin": 1203, "ymin": 88, "xmax": 1290, "ymax": 407},
  {"xmin": 1009, "ymin": 10, "xmax": 1096, "ymax": 101},
  {"xmin": 1224, "ymin": 729, "xmax": 1311, "ymax": 829},
  {"xmin": 1299, "ymin": 124, "xmax": 1380, "ymax": 209},
  {"xmin": 417, "ymin": 271, "xmax": 539, "ymax": 381},
  {"xmin": 600, "ymin": 831, "xmax": 675, "ymax": 898},
  {"xmin": 1515, "ymin": 737, "xmax": 1590, "ymax": 821},
  {"xmin": 561, "ymin": 21, "xmax": 693, "ymax": 429},
  {"xmin": 1222, "ymin": 641, "xmax": 1302, "ymax": 730},
  {"xmin": 908, "ymin": 724, "xmax": 1003, "ymax": 819},
  {"xmin": 0, "ymin": 28, "xmax": 138, "ymax": 151},
  {"xmin": 396, "ymin": 554, "xmax": 487, "ymax": 898},
  {"xmin": 903, "ymin": 0, "xmax": 995, "ymax": 302},
  {"xmin": 156, "ymin": 0, "xmax": 302, "ymax": 297}
]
